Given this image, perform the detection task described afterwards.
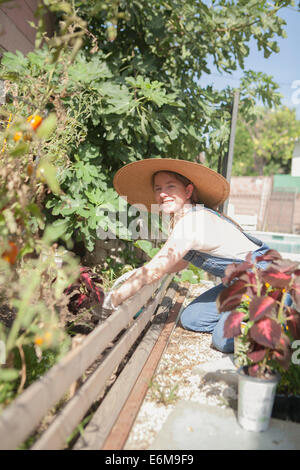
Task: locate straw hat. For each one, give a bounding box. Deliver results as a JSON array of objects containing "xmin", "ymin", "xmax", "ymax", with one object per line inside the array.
[{"xmin": 113, "ymin": 158, "xmax": 230, "ymax": 211}]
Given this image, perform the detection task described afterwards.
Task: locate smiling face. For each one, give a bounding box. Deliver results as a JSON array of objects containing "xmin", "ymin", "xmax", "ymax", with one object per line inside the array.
[{"xmin": 153, "ymin": 171, "xmax": 194, "ymax": 214}]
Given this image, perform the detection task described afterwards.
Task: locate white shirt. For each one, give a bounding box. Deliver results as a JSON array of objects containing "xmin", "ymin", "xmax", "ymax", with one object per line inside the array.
[{"xmin": 170, "ymin": 207, "xmax": 259, "ymax": 260}]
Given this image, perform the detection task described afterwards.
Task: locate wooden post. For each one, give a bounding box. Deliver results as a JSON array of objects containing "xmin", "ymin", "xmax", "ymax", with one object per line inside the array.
[{"xmin": 220, "ymin": 89, "xmax": 240, "ymax": 215}]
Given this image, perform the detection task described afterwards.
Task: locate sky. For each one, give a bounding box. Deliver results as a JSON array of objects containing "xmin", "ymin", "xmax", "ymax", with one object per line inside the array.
[{"xmin": 199, "ymin": 6, "xmax": 300, "ymax": 119}]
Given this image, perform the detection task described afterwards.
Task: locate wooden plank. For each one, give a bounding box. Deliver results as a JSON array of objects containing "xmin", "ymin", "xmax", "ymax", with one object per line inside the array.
[
  {"xmin": 32, "ymin": 276, "xmax": 173, "ymax": 450},
  {"xmin": 103, "ymin": 288, "xmax": 188, "ymax": 450},
  {"xmin": 24, "ymin": 0, "xmax": 39, "ymax": 13},
  {"xmin": 73, "ymin": 285, "xmax": 178, "ymax": 450},
  {"xmin": 0, "ymin": 276, "xmax": 170, "ymax": 450},
  {"xmin": 0, "ymin": 9, "xmax": 33, "ymax": 54},
  {"xmin": 0, "ymin": 0, "xmax": 37, "ymax": 44}
]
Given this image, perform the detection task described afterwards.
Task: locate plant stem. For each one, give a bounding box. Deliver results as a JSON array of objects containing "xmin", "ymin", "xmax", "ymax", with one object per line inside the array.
[
  {"xmin": 278, "ymin": 290, "xmax": 287, "ymax": 325},
  {"xmin": 253, "ymin": 265, "xmax": 262, "ymax": 297},
  {"xmin": 17, "ymin": 344, "xmax": 26, "ymax": 395}
]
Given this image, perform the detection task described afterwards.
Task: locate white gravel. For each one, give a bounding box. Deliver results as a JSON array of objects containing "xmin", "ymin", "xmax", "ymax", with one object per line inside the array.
[{"xmin": 124, "ymin": 282, "xmax": 237, "ymax": 450}]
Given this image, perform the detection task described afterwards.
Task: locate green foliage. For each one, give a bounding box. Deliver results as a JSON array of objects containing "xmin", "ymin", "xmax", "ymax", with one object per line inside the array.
[
  {"xmin": 1, "ymin": 0, "xmax": 294, "ymax": 250},
  {"xmin": 276, "ymin": 362, "xmax": 300, "ymax": 395},
  {"xmin": 134, "ymin": 240, "xmax": 160, "ymax": 259},
  {"xmin": 233, "ymin": 106, "xmax": 300, "ymax": 176},
  {"xmin": 134, "ymin": 239, "xmax": 204, "ymax": 283},
  {"xmin": 12, "ymin": 346, "xmax": 64, "ymax": 388},
  {"xmin": 149, "ymin": 379, "xmax": 179, "ymax": 405},
  {"xmin": 174, "ymin": 263, "xmax": 204, "ymax": 285},
  {"xmin": 0, "ymin": 0, "xmax": 298, "ymax": 411}
]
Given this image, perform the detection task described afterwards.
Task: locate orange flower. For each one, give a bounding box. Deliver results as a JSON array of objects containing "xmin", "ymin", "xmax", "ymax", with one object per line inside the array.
[
  {"xmin": 34, "ymin": 336, "xmax": 44, "ymax": 346},
  {"xmin": 27, "ymin": 115, "xmax": 42, "ymax": 131},
  {"xmin": 2, "ymin": 242, "xmax": 18, "ymax": 264},
  {"xmin": 13, "ymin": 131, "xmax": 23, "ymax": 142},
  {"xmin": 34, "ymin": 331, "xmax": 52, "ymax": 347},
  {"xmin": 44, "ymin": 332, "xmax": 52, "ymax": 344}
]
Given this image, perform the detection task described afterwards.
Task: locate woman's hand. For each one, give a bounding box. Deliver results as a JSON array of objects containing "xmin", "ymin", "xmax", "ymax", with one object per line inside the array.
[{"xmin": 107, "ymin": 211, "xmax": 199, "ymax": 308}]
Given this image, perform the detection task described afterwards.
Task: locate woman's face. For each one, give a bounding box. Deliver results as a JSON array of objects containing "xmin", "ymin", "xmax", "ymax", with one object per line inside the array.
[{"xmin": 153, "ymin": 172, "xmax": 193, "ymax": 214}]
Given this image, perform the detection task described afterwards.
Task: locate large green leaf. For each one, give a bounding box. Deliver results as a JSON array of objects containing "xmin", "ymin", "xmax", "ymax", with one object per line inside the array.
[{"xmin": 68, "ymin": 53, "xmax": 113, "ymax": 83}]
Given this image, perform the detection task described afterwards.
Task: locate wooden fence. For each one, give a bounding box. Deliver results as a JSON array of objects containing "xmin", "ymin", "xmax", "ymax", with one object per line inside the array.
[{"xmin": 0, "ymin": 274, "xmax": 188, "ymax": 450}]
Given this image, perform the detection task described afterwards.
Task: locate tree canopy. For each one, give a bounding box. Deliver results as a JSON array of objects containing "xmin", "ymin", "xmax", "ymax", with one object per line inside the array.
[
  {"xmin": 233, "ymin": 106, "xmax": 300, "ymax": 176},
  {"xmin": 1, "ymin": 0, "xmax": 298, "ymax": 250}
]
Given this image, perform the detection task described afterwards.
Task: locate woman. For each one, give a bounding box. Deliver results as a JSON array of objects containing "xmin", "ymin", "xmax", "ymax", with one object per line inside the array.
[{"xmin": 103, "ymin": 158, "xmax": 270, "ymax": 353}]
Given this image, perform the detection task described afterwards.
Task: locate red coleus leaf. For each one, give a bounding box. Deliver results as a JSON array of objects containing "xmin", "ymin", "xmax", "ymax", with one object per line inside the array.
[
  {"xmin": 64, "ymin": 284, "xmax": 78, "ymax": 296},
  {"xmin": 250, "ymin": 317, "xmax": 281, "ymax": 349},
  {"xmin": 247, "ymin": 348, "xmax": 267, "ymax": 363},
  {"xmin": 94, "ymin": 285, "xmax": 104, "ymax": 304},
  {"xmin": 223, "ymin": 310, "xmax": 246, "ymax": 338},
  {"xmin": 81, "ymin": 272, "xmax": 94, "ymax": 292},
  {"xmin": 222, "ymin": 261, "xmax": 252, "ymax": 285},
  {"xmin": 261, "ymin": 269, "xmax": 292, "ymax": 289},
  {"xmin": 272, "ymin": 259, "xmax": 300, "ymax": 274},
  {"xmin": 249, "ymin": 295, "xmax": 276, "ymax": 322},
  {"xmin": 286, "ymin": 309, "xmax": 300, "ymax": 340},
  {"xmin": 77, "ymin": 293, "xmax": 88, "ymax": 307},
  {"xmin": 248, "ymin": 364, "xmax": 260, "ymax": 377},
  {"xmin": 64, "ymin": 266, "xmax": 104, "ymax": 313},
  {"xmin": 246, "ymin": 271, "xmax": 257, "ymax": 289},
  {"xmin": 272, "ymin": 334, "xmax": 291, "ymax": 370},
  {"xmin": 267, "ymin": 289, "xmax": 283, "ymax": 302},
  {"xmin": 217, "ymin": 280, "xmax": 248, "ymax": 313},
  {"xmin": 67, "ymin": 293, "xmax": 91, "ymax": 313},
  {"xmin": 254, "ymin": 250, "xmax": 282, "ymax": 263}
]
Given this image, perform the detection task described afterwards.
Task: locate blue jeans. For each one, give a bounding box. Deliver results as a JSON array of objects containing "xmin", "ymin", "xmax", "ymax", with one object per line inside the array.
[{"xmin": 180, "ymin": 283, "xmax": 234, "ymax": 353}]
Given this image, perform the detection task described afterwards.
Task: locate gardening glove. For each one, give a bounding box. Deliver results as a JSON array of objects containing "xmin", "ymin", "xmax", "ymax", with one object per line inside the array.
[{"xmin": 101, "ymin": 269, "xmax": 138, "ymax": 318}]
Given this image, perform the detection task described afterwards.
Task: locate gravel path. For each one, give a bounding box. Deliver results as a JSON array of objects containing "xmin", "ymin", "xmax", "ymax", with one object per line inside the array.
[{"xmin": 124, "ymin": 281, "xmax": 237, "ymax": 450}]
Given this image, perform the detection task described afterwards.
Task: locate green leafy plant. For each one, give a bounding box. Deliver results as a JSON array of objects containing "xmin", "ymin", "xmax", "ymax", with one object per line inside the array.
[{"xmin": 0, "ymin": 0, "xmax": 297, "ymax": 412}]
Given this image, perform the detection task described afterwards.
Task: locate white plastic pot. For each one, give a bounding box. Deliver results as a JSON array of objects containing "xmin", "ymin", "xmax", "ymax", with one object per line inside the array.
[{"xmin": 237, "ymin": 367, "xmax": 280, "ymax": 432}]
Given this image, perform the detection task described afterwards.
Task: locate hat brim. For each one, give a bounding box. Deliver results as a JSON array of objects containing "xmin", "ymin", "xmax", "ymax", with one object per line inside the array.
[{"xmin": 113, "ymin": 158, "xmax": 230, "ymax": 212}]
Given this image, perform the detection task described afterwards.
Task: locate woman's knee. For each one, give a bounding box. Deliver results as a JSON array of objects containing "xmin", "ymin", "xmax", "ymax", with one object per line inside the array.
[
  {"xmin": 180, "ymin": 305, "xmax": 216, "ymax": 332},
  {"xmin": 211, "ymin": 311, "xmax": 234, "ymax": 353},
  {"xmin": 211, "ymin": 331, "xmax": 234, "ymax": 353},
  {"xmin": 179, "ymin": 283, "xmax": 225, "ymax": 333}
]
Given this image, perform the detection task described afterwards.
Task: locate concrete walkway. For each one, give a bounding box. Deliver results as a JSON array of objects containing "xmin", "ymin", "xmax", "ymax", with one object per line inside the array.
[
  {"xmin": 150, "ymin": 401, "xmax": 300, "ymax": 450},
  {"xmin": 149, "ymin": 356, "xmax": 300, "ymax": 450}
]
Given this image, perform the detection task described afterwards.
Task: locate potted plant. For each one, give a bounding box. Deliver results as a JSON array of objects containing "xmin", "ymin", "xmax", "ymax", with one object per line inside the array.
[{"xmin": 217, "ymin": 249, "xmax": 300, "ymax": 432}]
